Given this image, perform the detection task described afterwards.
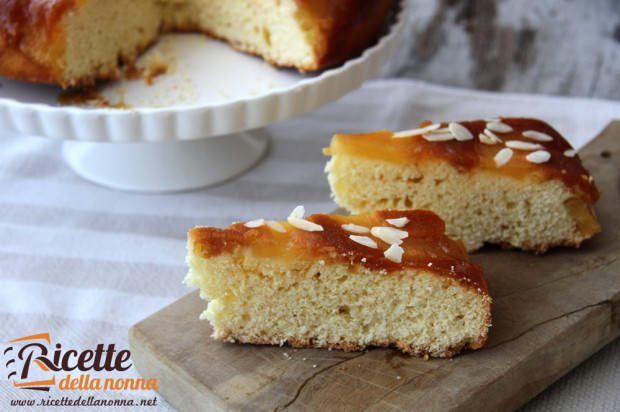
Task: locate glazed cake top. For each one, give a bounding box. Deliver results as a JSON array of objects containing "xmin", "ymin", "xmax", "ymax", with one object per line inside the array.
[
  {"xmin": 324, "ymin": 118, "xmax": 599, "ymax": 204},
  {"xmin": 189, "ymin": 208, "xmax": 487, "ymax": 293},
  {"xmin": 0, "ymin": 0, "xmax": 79, "ymax": 41}
]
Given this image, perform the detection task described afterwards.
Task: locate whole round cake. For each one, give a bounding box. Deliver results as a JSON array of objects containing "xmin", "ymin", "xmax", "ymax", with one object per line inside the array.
[{"xmin": 0, "ymin": 0, "xmax": 396, "ymax": 88}]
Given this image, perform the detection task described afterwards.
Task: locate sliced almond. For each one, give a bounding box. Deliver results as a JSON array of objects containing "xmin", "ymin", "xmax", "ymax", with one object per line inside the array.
[
  {"xmin": 371, "ymin": 226, "xmax": 409, "ymax": 245},
  {"xmin": 449, "ymin": 122, "xmax": 474, "ymax": 141},
  {"xmin": 392, "ymin": 123, "xmax": 440, "ymax": 138},
  {"xmin": 266, "ymin": 220, "xmax": 286, "ymax": 233},
  {"xmin": 342, "ymin": 223, "xmax": 370, "ymax": 234},
  {"xmin": 422, "ymin": 132, "xmax": 454, "ymax": 142},
  {"xmin": 479, "ymin": 132, "xmax": 499, "ymax": 145},
  {"xmin": 494, "ymin": 148, "xmax": 513, "ymax": 167},
  {"xmin": 526, "ymin": 150, "xmax": 551, "ymax": 164},
  {"xmin": 505, "ymin": 140, "xmax": 544, "ymax": 151},
  {"xmin": 522, "ymin": 130, "xmax": 554, "ymax": 142},
  {"xmin": 288, "ymin": 205, "xmax": 305, "ymax": 219},
  {"xmin": 563, "ymin": 149, "xmax": 576, "ymax": 157},
  {"xmin": 349, "ymin": 235, "xmax": 378, "ymax": 249},
  {"xmin": 244, "ymin": 218, "xmax": 265, "ymax": 228},
  {"xmin": 385, "ymin": 217, "xmax": 410, "ymax": 228},
  {"xmin": 384, "ymin": 244, "xmax": 404, "ymax": 263},
  {"xmin": 486, "ymin": 121, "xmax": 513, "ymax": 133},
  {"xmin": 288, "ymin": 217, "xmax": 324, "ymax": 232},
  {"xmin": 484, "ymin": 128, "xmax": 503, "ymax": 143}
]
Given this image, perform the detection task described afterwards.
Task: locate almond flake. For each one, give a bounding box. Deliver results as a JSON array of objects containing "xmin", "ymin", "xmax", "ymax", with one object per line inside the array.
[
  {"xmin": 484, "ymin": 128, "xmax": 503, "ymax": 143},
  {"xmin": 522, "ymin": 130, "xmax": 554, "ymax": 142},
  {"xmin": 244, "ymin": 218, "xmax": 265, "ymax": 228},
  {"xmin": 422, "ymin": 132, "xmax": 454, "ymax": 142},
  {"xmin": 564, "ymin": 149, "xmax": 576, "ymax": 157},
  {"xmin": 581, "ymin": 174, "xmax": 593, "ymax": 182},
  {"xmin": 288, "ymin": 217, "xmax": 324, "ymax": 232},
  {"xmin": 342, "ymin": 223, "xmax": 370, "ymax": 234},
  {"xmin": 449, "ymin": 122, "xmax": 473, "ymax": 141},
  {"xmin": 526, "ymin": 150, "xmax": 551, "ymax": 164},
  {"xmin": 266, "ymin": 220, "xmax": 286, "ymax": 233},
  {"xmin": 486, "ymin": 121, "xmax": 513, "ymax": 133},
  {"xmin": 289, "ymin": 205, "xmax": 305, "ymax": 219},
  {"xmin": 479, "ymin": 132, "xmax": 500, "ymax": 145},
  {"xmin": 384, "ymin": 244, "xmax": 404, "ymax": 263},
  {"xmin": 371, "ymin": 226, "xmax": 409, "ymax": 245},
  {"xmin": 385, "ymin": 217, "xmax": 410, "ymax": 228},
  {"xmin": 505, "ymin": 140, "xmax": 543, "ymax": 151},
  {"xmin": 349, "ymin": 235, "xmax": 378, "ymax": 249},
  {"xmin": 392, "ymin": 123, "xmax": 440, "ymax": 138},
  {"xmin": 494, "ymin": 148, "xmax": 513, "ymax": 167}
]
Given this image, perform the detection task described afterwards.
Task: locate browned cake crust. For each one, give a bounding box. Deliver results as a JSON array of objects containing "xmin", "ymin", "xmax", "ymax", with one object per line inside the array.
[
  {"xmin": 189, "ymin": 209, "xmax": 489, "ymax": 292},
  {"xmin": 292, "ymin": 0, "xmax": 397, "ymax": 71},
  {"xmin": 0, "ymin": 0, "xmax": 77, "ymax": 85},
  {"xmin": 218, "ymin": 330, "xmax": 491, "ymax": 358},
  {"xmin": 0, "ymin": 0, "xmax": 397, "ymax": 87},
  {"xmin": 326, "ymin": 118, "xmax": 600, "ymax": 205}
]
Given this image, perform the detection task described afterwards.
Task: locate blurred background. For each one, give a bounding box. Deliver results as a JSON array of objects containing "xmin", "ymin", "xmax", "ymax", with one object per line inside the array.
[{"xmin": 384, "ymin": 0, "xmax": 619, "ymax": 99}]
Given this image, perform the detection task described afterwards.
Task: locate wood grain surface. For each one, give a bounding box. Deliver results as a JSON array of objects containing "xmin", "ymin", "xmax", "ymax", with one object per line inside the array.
[
  {"xmin": 383, "ymin": 0, "xmax": 620, "ymax": 99},
  {"xmin": 129, "ymin": 122, "xmax": 620, "ymax": 411}
]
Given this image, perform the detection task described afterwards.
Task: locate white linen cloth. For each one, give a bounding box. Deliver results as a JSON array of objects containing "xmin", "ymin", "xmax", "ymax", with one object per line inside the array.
[{"xmin": 1, "ymin": 79, "xmax": 619, "ymax": 411}]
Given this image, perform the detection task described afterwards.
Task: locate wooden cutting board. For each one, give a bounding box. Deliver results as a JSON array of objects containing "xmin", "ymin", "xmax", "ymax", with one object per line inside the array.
[{"xmin": 129, "ymin": 122, "xmax": 620, "ymax": 412}]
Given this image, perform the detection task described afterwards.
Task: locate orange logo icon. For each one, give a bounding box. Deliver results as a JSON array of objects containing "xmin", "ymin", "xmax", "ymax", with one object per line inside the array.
[{"xmin": 5, "ymin": 333, "xmax": 56, "ymax": 391}]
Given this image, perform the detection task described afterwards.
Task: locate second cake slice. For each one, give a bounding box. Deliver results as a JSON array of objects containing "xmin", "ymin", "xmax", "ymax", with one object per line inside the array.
[
  {"xmin": 325, "ymin": 118, "xmax": 601, "ymax": 252},
  {"xmin": 186, "ymin": 208, "xmax": 491, "ymax": 358}
]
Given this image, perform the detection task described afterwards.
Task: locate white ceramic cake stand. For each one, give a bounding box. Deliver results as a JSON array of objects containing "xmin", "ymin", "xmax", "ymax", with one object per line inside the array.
[{"xmin": 0, "ymin": 5, "xmax": 405, "ymax": 192}]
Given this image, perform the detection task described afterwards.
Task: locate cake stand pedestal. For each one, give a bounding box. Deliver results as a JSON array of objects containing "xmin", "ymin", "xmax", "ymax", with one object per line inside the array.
[{"xmin": 62, "ymin": 131, "xmax": 269, "ymax": 192}]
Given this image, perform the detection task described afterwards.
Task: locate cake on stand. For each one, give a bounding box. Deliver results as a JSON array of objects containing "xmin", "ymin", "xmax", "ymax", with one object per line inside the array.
[{"xmin": 0, "ymin": 5, "xmax": 405, "ymax": 192}]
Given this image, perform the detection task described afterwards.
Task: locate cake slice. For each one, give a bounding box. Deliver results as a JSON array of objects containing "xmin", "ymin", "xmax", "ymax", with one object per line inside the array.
[
  {"xmin": 324, "ymin": 118, "xmax": 601, "ymax": 252},
  {"xmin": 186, "ymin": 207, "xmax": 491, "ymax": 358}
]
